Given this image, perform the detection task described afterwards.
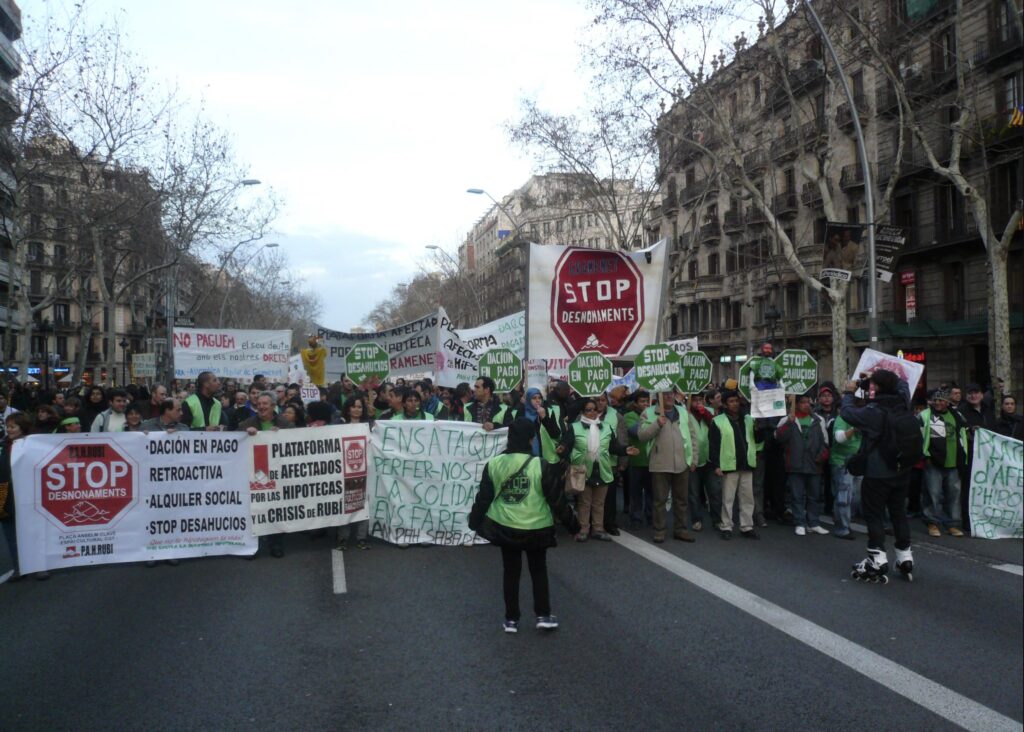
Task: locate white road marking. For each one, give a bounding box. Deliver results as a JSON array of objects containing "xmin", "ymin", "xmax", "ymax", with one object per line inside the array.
[
  {"xmin": 331, "ymin": 549, "xmax": 347, "ymax": 594},
  {"xmin": 993, "ymin": 564, "xmax": 1024, "ymax": 577},
  {"xmin": 614, "ymin": 530, "xmax": 1022, "ymax": 732},
  {"xmin": 0, "ymin": 569, "xmax": 13, "ymax": 585}
]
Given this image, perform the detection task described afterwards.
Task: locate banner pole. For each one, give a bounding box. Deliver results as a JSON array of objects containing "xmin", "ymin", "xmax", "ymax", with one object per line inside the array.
[
  {"xmin": 654, "ymin": 237, "xmax": 673, "ymax": 344},
  {"xmin": 523, "ymin": 242, "xmax": 532, "ymax": 364}
]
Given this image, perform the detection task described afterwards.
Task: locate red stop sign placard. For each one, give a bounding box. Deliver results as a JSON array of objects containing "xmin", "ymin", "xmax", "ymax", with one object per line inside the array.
[
  {"xmin": 550, "ymin": 248, "xmax": 644, "ymax": 356},
  {"xmin": 38, "ymin": 442, "xmax": 138, "ymax": 529}
]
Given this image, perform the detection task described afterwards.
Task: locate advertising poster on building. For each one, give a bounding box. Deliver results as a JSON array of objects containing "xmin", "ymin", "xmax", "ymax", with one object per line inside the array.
[
  {"xmin": 968, "ymin": 429, "xmax": 1023, "ymax": 539},
  {"xmin": 368, "ymin": 421, "xmax": 506, "ymax": 545},
  {"xmin": 248, "ymin": 424, "xmax": 369, "ymax": 536},
  {"xmin": 821, "ymin": 222, "xmax": 864, "ymax": 282},
  {"xmin": 457, "ymin": 310, "xmax": 526, "ymax": 359},
  {"xmin": 173, "ymin": 328, "xmax": 291, "ymax": 381},
  {"xmin": 527, "ymin": 241, "xmax": 667, "ymax": 360},
  {"xmin": 875, "ymin": 226, "xmax": 907, "ymax": 283},
  {"xmin": 11, "ymin": 432, "xmax": 256, "ymax": 574}
]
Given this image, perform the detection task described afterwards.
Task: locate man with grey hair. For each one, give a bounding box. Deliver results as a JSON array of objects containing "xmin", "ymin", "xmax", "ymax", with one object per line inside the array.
[{"xmin": 141, "ymin": 398, "xmax": 190, "ymax": 433}]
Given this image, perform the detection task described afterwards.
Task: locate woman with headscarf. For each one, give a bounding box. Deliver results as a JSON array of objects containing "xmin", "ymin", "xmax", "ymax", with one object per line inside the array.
[
  {"xmin": 469, "ymin": 418, "xmax": 579, "ymax": 633},
  {"xmin": 560, "ymin": 397, "xmax": 639, "ymax": 542},
  {"xmin": 521, "ymin": 387, "xmax": 562, "ymax": 462},
  {"xmin": 79, "ymin": 386, "xmax": 108, "ymax": 432}
]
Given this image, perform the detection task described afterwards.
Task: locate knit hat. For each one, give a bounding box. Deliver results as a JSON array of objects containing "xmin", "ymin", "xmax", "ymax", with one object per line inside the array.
[
  {"xmin": 932, "ymin": 389, "xmax": 952, "ymax": 404},
  {"xmin": 724, "ymin": 378, "xmax": 739, "ymax": 391}
]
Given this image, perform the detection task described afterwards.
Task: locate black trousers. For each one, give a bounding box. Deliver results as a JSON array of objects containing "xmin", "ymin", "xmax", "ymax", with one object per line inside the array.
[
  {"xmin": 861, "ymin": 475, "xmax": 912, "ymax": 552},
  {"xmin": 501, "ymin": 547, "xmax": 550, "ymax": 621},
  {"xmin": 602, "ymin": 470, "xmax": 622, "ymax": 531}
]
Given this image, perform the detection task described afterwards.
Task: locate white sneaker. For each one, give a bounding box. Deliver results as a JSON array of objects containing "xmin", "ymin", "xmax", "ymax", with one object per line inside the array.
[
  {"xmin": 795, "ymin": 526, "xmax": 806, "ymax": 536},
  {"xmin": 808, "ymin": 525, "xmax": 830, "ymax": 535}
]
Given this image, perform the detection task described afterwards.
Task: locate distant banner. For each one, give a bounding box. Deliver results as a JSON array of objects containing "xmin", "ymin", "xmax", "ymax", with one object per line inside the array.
[
  {"xmin": 173, "ymin": 328, "xmax": 291, "ymax": 381},
  {"xmin": 852, "ymin": 348, "xmax": 924, "ymax": 398},
  {"xmin": 317, "ymin": 307, "xmax": 476, "ymax": 387},
  {"xmin": 821, "ymin": 222, "xmax": 864, "ymax": 282},
  {"xmin": 248, "ymin": 424, "xmax": 369, "ymax": 536},
  {"xmin": 968, "ymin": 429, "xmax": 1023, "ymax": 539},
  {"xmin": 11, "ymin": 432, "xmax": 256, "ymax": 574},
  {"xmin": 527, "ymin": 241, "xmax": 667, "ymax": 360},
  {"xmin": 667, "ymin": 338, "xmax": 699, "ymax": 355},
  {"xmin": 457, "ymin": 311, "xmax": 525, "ymax": 359},
  {"xmin": 131, "ymin": 353, "xmax": 157, "ymax": 379},
  {"xmin": 368, "ymin": 421, "xmax": 506, "ymax": 545},
  {"xmin": 874, "ymin": 226, "xmax": 907, "ymax": 283}
]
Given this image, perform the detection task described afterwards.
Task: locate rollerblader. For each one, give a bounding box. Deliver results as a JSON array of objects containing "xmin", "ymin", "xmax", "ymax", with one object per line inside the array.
[{"xmin": 851, "ymin": 547, "xmax": 889, "ymax": 583}]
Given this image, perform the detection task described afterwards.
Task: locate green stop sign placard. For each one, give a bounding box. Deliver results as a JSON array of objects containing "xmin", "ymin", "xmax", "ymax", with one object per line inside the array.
[
  {"xmin": 738, "ymin": 359, "xmax": 754, "ymax": 400},
  {"xmin": 478, "ymin": 348, "xmax": 521, "ymax": 393},
  {"xmin": 344, "ymin": 342, "xmax": 390, "ymax": 387},
  {"xmin": 677, "ymin": 350, "xmax": 713, "ymax": 394},
  {"xmin": 568, "ymin": 351, "xmax": 613, "ymax": 397},
  {"xmin": 633, "ymin": 344, "xmax": 681, "ymax": 392},
  {"xmin": 776, "ymin": 349, "xmax": 817, "ymax": 395}
]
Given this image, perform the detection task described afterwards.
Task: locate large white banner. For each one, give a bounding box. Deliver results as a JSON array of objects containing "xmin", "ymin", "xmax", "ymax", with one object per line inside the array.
[
  {"xmin": 969, "ymin": 429, "xmax": 1023, "ymax": 539},
  {"xmin": 12, "ymin": 432, "xmax": 256, "ymax": 573},
  {"xmin": 173, "ymin": 328, "xmax": 291, "ymax": 381},
  {"xmin": 457, "ymin": 311, "xmax": 526, "ymax": 359},
  {"xmin": 317, "ymin": 307, "xmax": 476, "ymax": 387},
  {"xmin": 248, "ymin": 424, "xmax": 369, "ymax": 536},
  {"xmin": 527, "ymin": 241, "xmax": 667, "ymax": 360},
  {"xmin": 852, "ymin": 348, "xmax": 925, "ymax": 398},
  {"xmin": 368, "ymin": 421, "xmax": 506, "ymax": 545}
]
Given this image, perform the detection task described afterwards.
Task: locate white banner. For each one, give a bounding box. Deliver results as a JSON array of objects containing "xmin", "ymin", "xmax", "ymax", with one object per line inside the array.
[
  {"xmin": 852, "ymin": 348, "xmax": 925, "ymax": 398},
  {"xmin": 667, "ymin": 338, "xmax": 699, "ymax": 355},
  {"xmin": 131, "ymin": 353, "xmax": 157, "ymax": 379},
  {"xmin": 751, "ymin": 387, "xmax": 787, "ymax": 418},
  {"xmin": 317, "ymin": 307, "xmax": 476, "ymax": 387},
  {"xmin": 248, "ymin": 424, "xmax": 369, "ymax": 536},
  {"xmin": 527, "ymin": 241, "xmax": 667, "ymax": 360},
  {"xmin": 288, "ymin": 354, "xmax": 309, "ymax": 384},
  {"xmin": 368, "ymin": 421, "xmax": 506, "ymax": 545},
  {"xmin": 173, "ymin": 328, "xmax": 291, "ymax": 381},
  {"xmin": 12, "ymin": 432, "xmax": 256, "ymax": 573},
  {"xmin": 969, "ymin": 429, "xmax": 1023, "ymax": 539},
  {"xmin": 457, "ymin": 311, "xmax": 526, "ymax": 359}
]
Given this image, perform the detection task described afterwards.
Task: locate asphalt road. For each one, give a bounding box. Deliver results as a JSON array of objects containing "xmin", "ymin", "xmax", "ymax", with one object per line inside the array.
[{"xmin": 1, "ymin": 519, "xmax": 1021, "ymax": 731}]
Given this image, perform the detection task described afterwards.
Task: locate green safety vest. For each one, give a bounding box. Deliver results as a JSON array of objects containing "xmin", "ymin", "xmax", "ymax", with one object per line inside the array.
[
  {"xmin": 712, "ymin": 413, "xmax": 756, "ymax": 472},
  {"xmin": 642, "ymin": 405, "xmax": 694, "ymax": 465},
  {"xmin": 603, "ymin": 408, "xmax": 619, "ymax": 433},
  {"xmin": 391, "ymin": 410, "xmax": 435, "ymax": 422},
  {"xmin": 829, "ymin": 415, "xmax": 862, "ymax": 467},
  {"xmin": 185, "ymin": 394, "xmax": 221, "ymax": 429},
  {"xmin": 538, "ymin": 404, "xmax": 561, "ymax": 464},
  {"xmin": 464, "ymin": 402, "xmax": 509, "ymax": 425},
  {"xmin": 485, "ymin": 454, "xmax": 552, "ymax": 531},
  {"xmin": 692, "ymin": 412, "xmax": 710, "ymax": 467},
  {"xmin": 570, "ymin": 421, "xmax": 615, "ymax": 484},
  {"xmin": 920, "ymin": 408, "xmax": 966, "ymax": 467}
]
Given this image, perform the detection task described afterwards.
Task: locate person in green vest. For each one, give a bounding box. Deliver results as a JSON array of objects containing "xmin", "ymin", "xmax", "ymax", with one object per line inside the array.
[
  {"xmin": 597, "ymin": 388, "xmax": 629, "ymax": 536},
  {"xmin": 560, "ymin": 398, "xmax": 639, "ymax": 542},
  {"xmin": 390, "ymin": 388, "xmax": 435, "ymax": 421},
  {"xmin": 465, "ymin": 376, "xmax": 513, "ymax": 430},
  {"xmin": 181, "ymin": 371, "xmax": 228, "ymax": 431},
  {"xmin": 637, "ymin": 390, "xmax": 699, "ymax": 544},
  {"xmin": 830, "ymin": 403, "xmax": 863, "ymax": 540},
  {"xmin": 238, "ymin": 391, "xmax": 293, "ymax": 558},
  {"xmin": 919, "ymin": 389, "xmax": 968, "ymax": 537},
  {"xmin": 708, "ymin": 390, "xmax": 760, "ymax": 540},
  {"xmin": 469, "ymin": 419, "xmax": 580, "ymax": 633},
  {"xmin": 623, "ymin": 390, "xmax": 652, "ymax": 527},
  {"xmin": 687, "ymin": 390, "xmax": 716, "ymax": 531},
  {"xmin": 415, "ymin": 379, "xmax": 449, "ymax": 420}
]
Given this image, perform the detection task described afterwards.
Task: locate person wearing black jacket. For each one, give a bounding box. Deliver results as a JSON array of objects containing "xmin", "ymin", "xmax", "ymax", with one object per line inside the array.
[
  {"xmin": 839, "ymin": 369, "xmax": 914, "ymax": 582},
  {"xmin": 958, "ymin": 383, "xmax": 996, "ymax": 533},
  {"xmin": 994, "ymin": 395, "xmax": 1023, "ymax": 439},
  {"xmin": 469, "ymin": 419, "xmax": 579, "ymax": 633}
]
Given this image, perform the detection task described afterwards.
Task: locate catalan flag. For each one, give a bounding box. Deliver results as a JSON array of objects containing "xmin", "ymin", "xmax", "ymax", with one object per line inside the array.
[{"xmin": 1011, "ymin": 104, "xmax": 1024, "ymax": 128}]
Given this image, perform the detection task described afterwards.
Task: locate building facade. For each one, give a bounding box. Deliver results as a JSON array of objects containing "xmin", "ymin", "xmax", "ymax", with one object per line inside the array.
[
  {"xmin": 655, "ymin": 0, "xmax": 1022, "ymax": 391},
  {"xmin": 0, "ymin": 0, "xmax": 21, "ymax": 344}
]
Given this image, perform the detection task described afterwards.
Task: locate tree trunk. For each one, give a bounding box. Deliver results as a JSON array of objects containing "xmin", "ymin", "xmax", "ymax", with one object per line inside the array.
[
  {"xmin": 988, "ymin": 243, "xmax": 1012, "ymax": 394},
  {"xmin": 73, "ymin": 325, "xmax": 92, "ymax": 385},
  {"xmin": 829, "ymin": 289, "xmax": 849, "ymax": 384}
]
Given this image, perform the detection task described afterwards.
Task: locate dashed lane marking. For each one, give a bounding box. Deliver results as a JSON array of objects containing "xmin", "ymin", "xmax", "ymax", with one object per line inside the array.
[
  {"xmin": 614, "ymin": 530, "xmax": 1022, "ymax": 732},
  {"xmin": 331, "ymin": 549, "xmax": 347, "ymax": 594}
]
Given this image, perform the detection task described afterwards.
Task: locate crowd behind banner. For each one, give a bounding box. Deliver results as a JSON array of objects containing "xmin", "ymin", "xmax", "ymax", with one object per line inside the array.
[{"xmin": 1, "ymin": 348, "xmax": 1021, "ymax": 581}]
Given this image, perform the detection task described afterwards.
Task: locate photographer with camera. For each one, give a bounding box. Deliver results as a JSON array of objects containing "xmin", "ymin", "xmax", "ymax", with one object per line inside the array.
[{"xmin": 839, "ymin": 369, "xmax": 920, "ymax": 583}]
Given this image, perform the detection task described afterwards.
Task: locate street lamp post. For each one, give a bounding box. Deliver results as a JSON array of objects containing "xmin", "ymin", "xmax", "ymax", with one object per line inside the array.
[
  {"xmin": 119, "ymin": 338, "xmax": 130, "ymax": 386},
  {"xmin": 765, "ymin": 303, "xmax": 782, "ymax": 342},
  {"xmin": 40, "ymin": 319, "xmax": 52, "ymax": 390},
  {"xmin": 218, "ymin": 242, "xmax": 280, "ymax": 328},
  {"xmin": 425, "ymin": 245, "xmax": 484, "ymax": 326},
  {"xmin": 466, "ymin": 188, "xmax": 524, "ymax": 242}
]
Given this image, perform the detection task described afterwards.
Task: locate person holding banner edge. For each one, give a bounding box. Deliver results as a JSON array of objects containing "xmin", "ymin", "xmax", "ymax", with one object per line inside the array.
[{"xmin": 469, "ymin": 418, "xmax": 581, "ymax": 633}]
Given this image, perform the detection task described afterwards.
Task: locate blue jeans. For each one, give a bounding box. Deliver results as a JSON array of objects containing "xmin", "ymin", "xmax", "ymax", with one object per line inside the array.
[
  {"xmin": 788, "ymin": 473, "xmax": 822, "ymax": 528},
  {"xmin": 830, "ymin": 465, "xmax": 862, "ymax": 535},
  {"xmin": 922, "ymin": 464, "xmax": 962, "ymax": 529}
]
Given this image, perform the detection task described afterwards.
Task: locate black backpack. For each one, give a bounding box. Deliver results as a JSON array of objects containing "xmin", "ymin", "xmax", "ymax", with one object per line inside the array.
[{"xmin": 878, "ymin": 402, "xmax": 924, "ymax": 473}]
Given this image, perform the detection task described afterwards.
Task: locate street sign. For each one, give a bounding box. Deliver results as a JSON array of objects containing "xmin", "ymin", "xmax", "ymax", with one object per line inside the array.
[
  {"xmin": 175, "ymin": 316, "xmax": 195, "ymax": 328},
  {"xmin": 550, "ymin": 248, "xmax": 645, "ymax": 356},
  {"xmin": 477, "ymin": 348, "xmax": 522, "ymax": 393},
  {"xmin": 131, "ymin": 353, "xmax": 157, "ymax": 379},
  {"xmin": 344, "ymin": 343, "xmax": 390, "ymax": 387},
  {"xmin": 677, "ymin": 350, "xmax": 713, "ymax": 394},
  {"xmin": 633, "ymin": 344, "xmax": 681, "ymax": 392},
  {"xmin": 567, "ymin": 350, "xmax": 613, "ymax": 397},
  {"xmin": 776, "ymin": 349, "xmax": 818, "ymax": 395}
]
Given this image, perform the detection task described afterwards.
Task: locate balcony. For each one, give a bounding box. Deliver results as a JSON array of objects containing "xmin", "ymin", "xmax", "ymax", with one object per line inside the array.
[
  {"xmin": 770, "ymin": 130, "xmax": 798, "ymax": 161},
  {"xmin": 723, "ymin": 209, "xmax": 745, "ymax": 233},
  {"xmin": 800, "ymin": 118, "xmax": 827, "ymax": 150},
  {"xmin": 836, "ymin": 94, "xmax": 870, "ymax": 131},
  {"xmin": 800, "ymin": 181, "xmax": 823, "ymax": 209},
  {"xmin": 771, "ymin": 59, "xmax": 826, "ymax": 104},
  {"xmin": 926, "ymin": 63, "xmax": 957, "ymax": 93},
  {"xmin": 743, "ymin": 150, "xmax": 768, "ymax": 173},
  {"xmin": 746, "ymin": 205, "xmax": 768, "ymax": 226},
  {"xmin": 700, "ymin": 220, "xmax": 722, "ymax": 243},
  {"xmin": 982, "ymin": 22, "xmax": 1023, "ymax": 69},
  {"xmin": 840, "ymin": 162, "xmax": 871, "ymax": 190},
  {"xmin": 876, "ymin": 84, "xmax": 900, "ymax": 117},
  {"xmin": 890, "ymin": 0, "xmax": 953, "ymax": 34},
  {"xmin": 978, "ymin": 111, "xmax": 1024, "ymax": 154},
  {"xmin": 677, "ymin": 231, "xmax": 693, "ymax": 250},
  {"xmin": 773, "ymin": 192, "xmax": 799, "ymax": 218},
  {"xmin": 934, "ymin": 216, "xmax": 980, "ymax": 246}
]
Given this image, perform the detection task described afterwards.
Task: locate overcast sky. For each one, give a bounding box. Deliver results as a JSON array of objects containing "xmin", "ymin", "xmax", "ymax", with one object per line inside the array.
[{"xmin": 52, "ymin": 0, "xmax": 594, "ymax": 329}]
